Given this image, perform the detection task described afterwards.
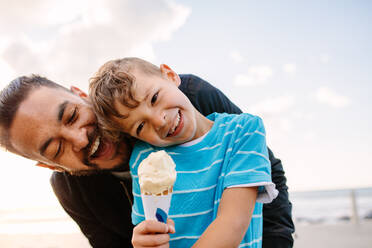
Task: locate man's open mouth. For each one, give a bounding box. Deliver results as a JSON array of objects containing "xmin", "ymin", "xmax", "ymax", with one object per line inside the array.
[
  {"xmin": 89, "ymin": 135, "xmax": 101, "ymax": 158},
  {"xmin": 88, "ymin": 135, "xmax": 115, "ymax": 160},
  {"xmin": 167, "ymin": 110, "xmax": 183, "ymax": 137}
]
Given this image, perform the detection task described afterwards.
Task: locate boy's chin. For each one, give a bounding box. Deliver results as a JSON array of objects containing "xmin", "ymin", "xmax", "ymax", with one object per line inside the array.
[{"xmin": 155, "ymin": 139, "xmax": 186, "ymax": 147}]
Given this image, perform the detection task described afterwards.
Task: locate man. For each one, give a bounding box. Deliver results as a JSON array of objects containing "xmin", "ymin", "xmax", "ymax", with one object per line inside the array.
[{"xmin": 0, "ymin": 74, "xmax": 294, "ymax": 248}]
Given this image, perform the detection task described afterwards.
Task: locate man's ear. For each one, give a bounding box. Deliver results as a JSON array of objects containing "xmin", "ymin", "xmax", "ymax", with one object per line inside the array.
[
  {"xmin": 70, "ymin": 86, "xmax": 89, "ymax": 100},
  {"xmin": 160, "ymin": 64, "xmax": 181, "ymax": 87},
  {"xmin": 36, "ymin": 162, "xmax": 64, "ymax": 172}
]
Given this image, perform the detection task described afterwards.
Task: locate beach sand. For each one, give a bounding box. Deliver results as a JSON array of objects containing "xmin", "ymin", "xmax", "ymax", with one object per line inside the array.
[
  {"xmin": 1, "ymin": 221, "xmax": 372, "ymax": 247},
  {"xmin": 0, "ymin": 232, "xmax": 91, "ymax": 248},
  {"xmin": 294, "ymin": 220, "xmax": 372, "ymax": 248}
]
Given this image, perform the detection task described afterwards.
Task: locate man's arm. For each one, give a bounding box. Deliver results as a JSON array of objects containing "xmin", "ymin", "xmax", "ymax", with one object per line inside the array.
[
  {"xmin": 192, "ymin": 187, "xmax": 257, "ymax": 248},
  {"xmin": 51, "ymin": 172, "xmax": 134, "ymax": 248}
]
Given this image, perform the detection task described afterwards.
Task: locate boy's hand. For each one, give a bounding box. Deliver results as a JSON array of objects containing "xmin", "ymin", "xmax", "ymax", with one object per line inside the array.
[{"xmin": 132, "ymin": 219, "xmax": 175, "ymax": 248}]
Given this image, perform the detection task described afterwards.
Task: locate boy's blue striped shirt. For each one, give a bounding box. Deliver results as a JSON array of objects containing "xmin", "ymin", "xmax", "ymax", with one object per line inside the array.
[{"xmin": 130, "ymin": 113, "xmax": 277, "ymax": 247}]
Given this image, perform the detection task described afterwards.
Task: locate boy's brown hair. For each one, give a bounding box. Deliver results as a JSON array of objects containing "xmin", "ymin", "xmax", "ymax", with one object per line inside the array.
[{"xmin": 89, "ymin": 57, "xmax": 161, "ymax": 141}]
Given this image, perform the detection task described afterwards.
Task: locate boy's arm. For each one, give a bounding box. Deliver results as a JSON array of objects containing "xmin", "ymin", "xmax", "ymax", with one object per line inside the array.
[
  {"xmin": 192, "ymin": 115, "xmax": 274, "ymax": 247},
  {"xmin": 192, "ymin": 187, "xmax": 258, "ymax": 248},
  {"xmin": 181, "ymin": 74, "xmax": 295, "ymax": 244}
]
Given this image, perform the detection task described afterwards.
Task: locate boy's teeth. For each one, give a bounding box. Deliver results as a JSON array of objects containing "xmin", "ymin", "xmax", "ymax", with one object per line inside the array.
[
  {"xmin": 168, "ymin": 112, "xmax": 180, "ymax": 136},
  {"xmin": 89, "ymin": 136, "xmax": 101, "ymax": 156}
]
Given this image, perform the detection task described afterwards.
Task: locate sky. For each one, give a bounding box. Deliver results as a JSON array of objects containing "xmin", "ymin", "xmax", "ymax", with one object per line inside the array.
[{"xmin": 0, "ymin": 0, "xmax": 371, "ymax": 210}]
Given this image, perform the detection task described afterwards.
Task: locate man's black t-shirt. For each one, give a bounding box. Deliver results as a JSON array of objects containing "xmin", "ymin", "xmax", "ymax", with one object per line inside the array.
[{"xmin": 51, "ymin": 74, "xmax": 294, "ymax": 248}]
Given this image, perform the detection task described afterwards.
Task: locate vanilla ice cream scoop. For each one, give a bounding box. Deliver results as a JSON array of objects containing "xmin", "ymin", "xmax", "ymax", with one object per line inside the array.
[{"xmin": 138, "ymin": 150, "xmax": 177, "ymax": 195}]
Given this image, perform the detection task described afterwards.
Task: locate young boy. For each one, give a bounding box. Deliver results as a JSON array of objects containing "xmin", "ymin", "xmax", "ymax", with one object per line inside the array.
[{"xmin": 89, "ymin": 57, "xmax": 278, "ymax": 247}]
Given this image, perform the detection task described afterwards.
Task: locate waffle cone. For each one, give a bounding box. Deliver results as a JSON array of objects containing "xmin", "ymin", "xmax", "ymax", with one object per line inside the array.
[{"xmin": 141, "ymin": 186, "xmax": 173, "ymax": 223}]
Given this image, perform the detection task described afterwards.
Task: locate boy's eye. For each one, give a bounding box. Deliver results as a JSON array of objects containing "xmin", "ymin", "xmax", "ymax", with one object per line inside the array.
[
  {"xmin": 136, "ymin": 122, "xmax": 144, "ymax": 136},
  {"xmin": 151, "ymin": 92, "xmax": 158, "ymax": 105}
]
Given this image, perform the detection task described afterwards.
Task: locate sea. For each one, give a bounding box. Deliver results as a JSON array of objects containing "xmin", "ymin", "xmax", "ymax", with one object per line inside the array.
[
  {"xmin": 290, "ymin": 187, "xmax": 372, "ymax": 224},
  {"xmin": 0, "ymin": 187, "xmax": 372, "ymax": 235}
]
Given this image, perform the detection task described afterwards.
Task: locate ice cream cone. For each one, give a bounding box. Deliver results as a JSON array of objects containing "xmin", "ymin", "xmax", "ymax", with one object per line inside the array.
[
  {"xmin": 138, "ymin": 151, "xmax": 176, "ymax": 223},
  {"xmin": 141, "ymin": 187, "xmax": 173, "ymax": 223}
]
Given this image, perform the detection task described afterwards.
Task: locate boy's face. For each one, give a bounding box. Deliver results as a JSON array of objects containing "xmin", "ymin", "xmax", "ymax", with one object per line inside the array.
[{"xmin": 112, "ymin": 67, "xmax": 200, "ymax": 147}]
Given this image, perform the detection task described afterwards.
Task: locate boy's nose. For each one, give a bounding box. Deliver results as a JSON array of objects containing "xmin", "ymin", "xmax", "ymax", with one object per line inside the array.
[{"xmin": 151, "ymin": 113, "xmax": 167, "ymax": 130}]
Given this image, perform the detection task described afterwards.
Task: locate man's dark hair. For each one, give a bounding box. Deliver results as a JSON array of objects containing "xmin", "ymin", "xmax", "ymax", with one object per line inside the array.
[{"xmin": 0, "ymin": 75, "xmax": 67, "ymax": 154}]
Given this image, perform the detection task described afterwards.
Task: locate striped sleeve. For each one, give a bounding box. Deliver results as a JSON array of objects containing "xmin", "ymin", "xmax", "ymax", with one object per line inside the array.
[{"xmin": 223, "ymin": 115, "xmax": 278, "ymax": 203}]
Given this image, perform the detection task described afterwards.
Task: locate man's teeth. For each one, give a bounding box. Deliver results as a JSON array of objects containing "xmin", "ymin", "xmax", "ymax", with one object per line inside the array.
[
  {"xmin": 89, "ymin": 136, "xmax": 101, "ymax": 157},
  {"xmin": 169, "ymin": 112, "xmax": 180, "ymax": 135}
]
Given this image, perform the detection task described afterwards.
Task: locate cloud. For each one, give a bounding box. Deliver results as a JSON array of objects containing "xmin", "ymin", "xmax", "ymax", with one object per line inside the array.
[
  {"xmin": 0, "ymin": 0, "xmax": 83, "ymax": 35},
  {"xmin": 0, "ymin": 0, "xmax": 191, "ymax": 89},
  {"xmin": 282, "ymin": 63, "xmax": 296, "ymax": 76},
  {"xmin": 292, "ymin": 111, "xmax": 314, "ymax": 121},
  {"xmin": 247, "ymin": 95, "xmax": 295, "ymax": 116},
  {"xmin": 229, "ymin": 50, "xmax": 245, "ymax": 63},
  {"xmin": 0, "ymin": 59, "xmax": 16, "ymax": 88},
  {"xmin": 234, "ymin": 65, "xmax": 273, "ymax": 86},
  {"xmin": 315, "ymin": 87, "xmax": 351, "ymax": 108},
  {"xmin": 2, "ymin": 36, "xmax": 45, "ymax": 75},
  {"xmin": 277, "ymin": 118, "xmax": 293, "ymax": 133},
  {"xmin": 303, "ymin": 131, "xmax": 317, "ymax": 142},
  {"xmin": 320, "ymin": 54, "xmax": 330, "ymax": 64}
]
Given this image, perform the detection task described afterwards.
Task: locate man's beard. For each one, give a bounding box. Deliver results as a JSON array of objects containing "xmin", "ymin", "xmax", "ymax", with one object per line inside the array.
[
  {"xmin": 68, "ymin": 131, "xmax": 132, "ymax": 176},
  {"xmin": 68, "ymin": 162, "xmax": 127, "ymax": 176}
]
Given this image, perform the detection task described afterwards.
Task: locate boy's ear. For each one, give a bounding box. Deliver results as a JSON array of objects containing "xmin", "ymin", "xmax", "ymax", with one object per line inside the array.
[
  {"xmin": 36, "ymin": 162, "xmax": 64, "ymax": 172},
  {"xmin": 70, "ymin": 86, "xmax": 89, "ymax": 100},
  {"xmin": 160, "ymin": 64, "xmax": 181, "ymax": 87}
]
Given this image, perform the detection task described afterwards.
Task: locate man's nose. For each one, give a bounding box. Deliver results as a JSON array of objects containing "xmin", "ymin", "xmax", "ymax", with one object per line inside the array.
[{"xmin": 63, "ymin": 127, "xmax": 89, "ymax": 152}]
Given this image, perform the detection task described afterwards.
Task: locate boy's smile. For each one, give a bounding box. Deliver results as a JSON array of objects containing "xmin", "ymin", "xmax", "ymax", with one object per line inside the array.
[
  {"xmin": 166, "ymin": 110, "xmax": 183, "ymax": 137},
  {"xmin": 112, "ymin": 66, "xmax": 212, "ymax": 147}
]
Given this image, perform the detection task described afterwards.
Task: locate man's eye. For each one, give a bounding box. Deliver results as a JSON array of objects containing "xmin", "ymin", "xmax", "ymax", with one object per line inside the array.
[
  {"xmin": 54, "ymin": 141, "xmax": 62, "ymax": 159},
  {"xmin": 67, "ymin": 107, "xmax": 78, "ymax": 124},
  {"xmin": 151, "ymin": 92, "xmax": 158, "ymax": 105},
  {"xmin": 136, "ymin": 122, "xmax": 144, "ymax": 136}
]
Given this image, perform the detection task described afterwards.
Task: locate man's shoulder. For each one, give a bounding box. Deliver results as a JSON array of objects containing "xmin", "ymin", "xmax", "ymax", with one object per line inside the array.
[
  {"xmin": 179, "ymin": 74, "xmax": 243, "ymax": 116},
  {"xmin": 179, "ymin": 74, "xmax": 204, "ymax": 85},
  {"xmin": 179, "ymin": 74, "xmax": 221, "ymax": 97}
]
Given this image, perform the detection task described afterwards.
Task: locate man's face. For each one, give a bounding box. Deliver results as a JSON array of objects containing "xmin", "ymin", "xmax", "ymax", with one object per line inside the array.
[
  {"xmin": 112, "ymin": 69, "xmax": 204, "ymax": 147},
  {"xmin": 9, "ymin": 86, "xmax": 130, "ymax": 174}
]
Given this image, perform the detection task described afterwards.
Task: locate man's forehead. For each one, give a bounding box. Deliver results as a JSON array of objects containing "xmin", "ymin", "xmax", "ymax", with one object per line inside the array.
[{"xmin": 29, "ymin": 86, "xmax": 81, "ymax": 104}]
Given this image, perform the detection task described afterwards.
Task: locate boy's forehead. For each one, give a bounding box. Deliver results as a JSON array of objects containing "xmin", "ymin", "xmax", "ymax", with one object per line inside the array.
[{"xmin": 132, "ymin": 74, "xmax": 157, "ymax": 100}]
